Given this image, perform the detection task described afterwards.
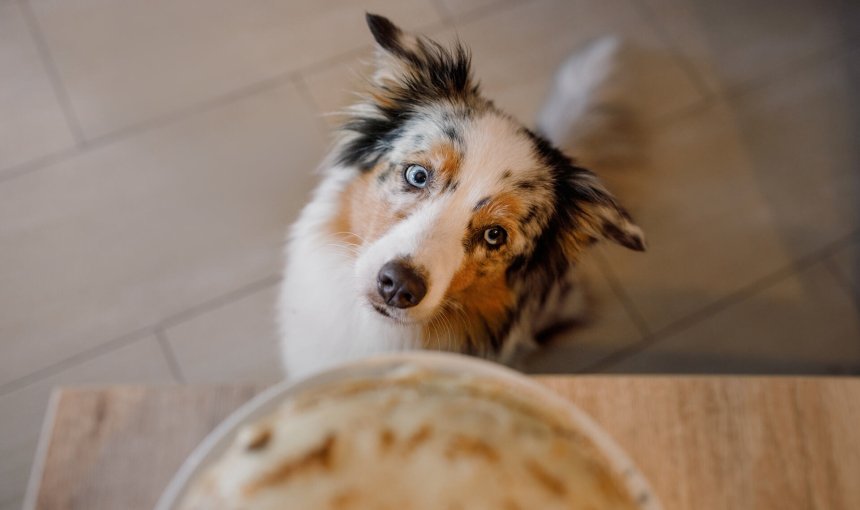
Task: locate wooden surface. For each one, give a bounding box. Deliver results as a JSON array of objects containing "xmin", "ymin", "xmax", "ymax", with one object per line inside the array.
[{"xmin": 26, "ymin": 377, "xmax": 860, "ymax": 510}]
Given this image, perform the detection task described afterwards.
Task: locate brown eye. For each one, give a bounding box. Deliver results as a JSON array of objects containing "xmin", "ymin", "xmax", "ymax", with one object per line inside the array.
[{"xmin": 483, "ymin": 226, "xmax": 507, "ymax": 246}]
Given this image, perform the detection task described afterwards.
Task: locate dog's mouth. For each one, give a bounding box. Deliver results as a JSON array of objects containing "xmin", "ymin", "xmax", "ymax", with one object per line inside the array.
[
  {"xmin": 371, "ymin": 303, "xmax": 392, "ymax": 318},
  {"xmin": 367, "ymin": 297, "xmax": 420, "ymax": 325}
]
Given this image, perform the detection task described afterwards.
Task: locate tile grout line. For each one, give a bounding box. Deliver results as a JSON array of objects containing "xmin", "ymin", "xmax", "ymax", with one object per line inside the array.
[
  {"xmin": 625, "ymin": 0, "xmax": 715, "ymax": 99},
  {"xmin": 154, "ymin": 328, "xmax": 186, "ymax": 384},
  {"xmin": 157, "ymin": 273, "xmax": 282, "ymax": 329},
  {"xmin": 289, "ymin": 74, "xmax": 332, "ymax": 141},
  {"xmin": 642, "ymin": 41, "xmax": 856, "ymax": 136},
  {"xmin": 81, "ymin": 68, "xmax": 303, "ymax": 153},
  {"xmin": 0, "ymin": 0, "xmax": 851, "ymax": 186},
  {"xmin": 583, "ymin": 229, "xmax": 860, "ymax": 372},
  {"xmin": 720, "ymin": 43, "xmax": 854, "ymax": 102},
  {"xmin": 18, "ymin": 0, "xmax": 88, "ymax": 146},
  {"xmin": 592, "ymin": 250, "xmax": 653, "ymax": 339},
  {"xmin": 0, "ymin": 326, "xmax": 156, "ymax": 398},
  {"xmin": 0, "ymin": 146, "xmax": 80, "ymax": 185},
  {"xmin": 0, "ymin": 2, "xmax": 528, "ymax": 393},
  {"xmin": 0, "ymin": 274, "xmax": 282, "ymax": 397},
  {"xmin": 629, "ymin": 12, "xmax": 860, "ymax": 134},
  {"xmin": 821, "ymin": 256, "xmax": 860, "ymax": 314},
  {"xmin": 0, "ymin": 0, "xmax": 541, "ymax": 186},
  {"xmin": 825, "ymin": 260, "xmax": 860, "ymax": 374},
  {"xmin": 0, "ymin": 15, "xmax": 447, "ymax": 184}
]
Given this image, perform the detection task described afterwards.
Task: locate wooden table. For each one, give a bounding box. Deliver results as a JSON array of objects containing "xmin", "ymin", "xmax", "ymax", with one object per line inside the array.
[{"xmin": 25, "ymin": 377, "xmax": 860, "ymax": 509}]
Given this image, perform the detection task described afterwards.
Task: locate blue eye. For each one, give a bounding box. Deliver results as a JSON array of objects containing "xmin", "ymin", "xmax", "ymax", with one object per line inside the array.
[{"xmin": 404, "ymin": 165, "xmax": 429, "ymax": 188}]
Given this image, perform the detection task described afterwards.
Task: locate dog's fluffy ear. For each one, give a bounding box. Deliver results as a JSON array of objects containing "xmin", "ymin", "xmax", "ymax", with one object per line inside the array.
[
  {"xmin": 365, "ymin": 13, "xmax": 420, "ymax": 85},
  {"xmin": 366, "ymin": 14, "xmax": 411, "ymax": 57},
  {"xmin": 568, "ymin": 172, "xmax": 646, "ymax": 252},
  {"xmin": 364, "ymin": 13, "xmax": 476, "ymax": 99}
]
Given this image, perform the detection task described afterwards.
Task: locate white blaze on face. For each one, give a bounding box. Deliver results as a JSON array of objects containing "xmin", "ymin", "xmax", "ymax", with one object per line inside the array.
[{"xmin": 355, "ymin": 111, "xmax": 545, "ymax": 322}]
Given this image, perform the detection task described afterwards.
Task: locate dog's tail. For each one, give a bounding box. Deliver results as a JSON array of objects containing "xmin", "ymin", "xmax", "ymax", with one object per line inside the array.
[{"xmin": 536, "ymin": 36, "xmax": 642, "ymax": 170}]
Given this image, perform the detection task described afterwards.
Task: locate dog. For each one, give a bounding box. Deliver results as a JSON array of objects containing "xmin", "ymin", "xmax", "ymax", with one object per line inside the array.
[{"xmin": 278, "ymin": 14, "xmax": 645, "ymax": 380}]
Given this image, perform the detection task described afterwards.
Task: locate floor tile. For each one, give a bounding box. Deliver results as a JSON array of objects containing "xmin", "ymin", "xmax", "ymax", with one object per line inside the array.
[
  {"xmin": 436, "ymin": 0, "xmax": 515, "ymax": 19},
  {"xmin": 300, "ymin": 49, "xmax": 374, "ymax": 129},
  {"xmin": 0, "ymin": 81, "xmax": 325, "ymax": 387},
  {"xmin": 27, "ymin": 0, "xmax": 442, "ymax": 139},
  {"xmin": 0, "ymin": 336, "xmax": 173, "ymax": 510},
  {"xmin": 729, "ymin": 49, "xmax": 859, "ymax": 256},
  {"xmin": 601, "ymin": 47, "xmax": 859, "ymax": 333},
  {"xmin": 302, "ymin": 0, "xmax": 704, "ymax": 130},
  {"xmin": 0, "ymin": 1, "xmax": 75, "ymax": 173},
  {"xmin": 604, "ymin": 262, "xmax": 860, "ymax": 373},
  {"xmin": 599, "ymin": 99, "xmax": 796, "ymax": 333},
  {"xmin": 641, "ymin": 0, "xmax": 859, "ymax": 93},
  {"xmin": 829, "ymin": 239, "xmax": 860, "ymax": 297},
  {"xmin": 523, "ymin": 254, "xmax": 647, "ymax": 373},
  {"xmin": 164, "ymin": 284, "xmax": 283, "ymax": 383},
  {"xmin": 443, "ymin": 0, "xmax": 704, "ymax": 125}
]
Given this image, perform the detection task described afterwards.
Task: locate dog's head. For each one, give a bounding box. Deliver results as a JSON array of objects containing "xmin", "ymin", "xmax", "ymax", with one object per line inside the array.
[{"xmin": 330, "ymin": 14, "xmax": 644, "ymax": 353}]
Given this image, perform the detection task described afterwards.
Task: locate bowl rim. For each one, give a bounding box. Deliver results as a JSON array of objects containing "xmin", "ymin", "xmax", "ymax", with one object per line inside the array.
[{"xmin": 156, "ymin": 351, "xmax": 661, "ymax": 510}]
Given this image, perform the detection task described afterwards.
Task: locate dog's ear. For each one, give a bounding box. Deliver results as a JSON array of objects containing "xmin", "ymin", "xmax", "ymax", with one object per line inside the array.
[
  {"xmin": 365, "ymin": 13, "xmax": 420, "ymax": 85},
  {"xmin": 364, "ymin": 13, "xmax": 476, "ymax": 99},
  {"xmin": 366, "ymin": 14, "xmax": 411, "ymax": 57},
  {"xmin": 566, "ymin": 171, "xmax": 646, "ymax": 253}
]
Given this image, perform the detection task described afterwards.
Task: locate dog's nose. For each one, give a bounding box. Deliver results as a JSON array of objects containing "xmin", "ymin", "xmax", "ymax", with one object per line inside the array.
[{"xmin": 376, "ymin": 260, "xmax": 427, "ymax": 309}]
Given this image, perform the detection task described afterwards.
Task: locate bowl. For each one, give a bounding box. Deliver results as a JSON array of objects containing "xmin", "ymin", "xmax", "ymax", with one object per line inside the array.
[{"xmin": 156, "ymin": 351, "xmax": 661, "ymax": 509}]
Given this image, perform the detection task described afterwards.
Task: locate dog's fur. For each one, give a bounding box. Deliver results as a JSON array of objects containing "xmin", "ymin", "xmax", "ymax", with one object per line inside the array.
[{"xmin": 278, "ymin": 15, "xmax": 644, "ymax": 379}]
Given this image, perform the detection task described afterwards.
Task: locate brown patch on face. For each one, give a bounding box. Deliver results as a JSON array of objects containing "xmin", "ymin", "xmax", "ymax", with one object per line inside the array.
[
  {"xmin": 449, "ymin": 264, "xmax": 512, "ymax": 318},
  {"xmin": 469, "ymin": 192, "xmax": 526, "ymax": 230},
  {"xmin": 327, "ymin": 162, "xmax": 407, "ymax": 250},
  {"xmin": 418, "ymin": 191, "xmax": 531, "ymax": 352},
  {"xmin": 422, "ymin": 250, "xmax": 515, "ymax": 354},
  {"xmin": 428, "ymin": 141, "xmax": 462, "ymax": 187},
  {"xmin": 326, "ymin": 140, "xmax": 463, "ymax": 254}
]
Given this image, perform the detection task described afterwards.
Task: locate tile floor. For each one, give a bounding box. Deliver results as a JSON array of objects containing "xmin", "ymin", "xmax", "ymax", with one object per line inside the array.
[{"xmin": 0, "ymin": 0, "xmax": 858, "ymax": 507}]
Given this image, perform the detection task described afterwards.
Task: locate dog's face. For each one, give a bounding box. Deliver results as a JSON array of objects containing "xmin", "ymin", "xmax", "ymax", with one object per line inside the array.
[{"xmin": 330, "ymin": 15, "xmax": 644, "ymax": 353}]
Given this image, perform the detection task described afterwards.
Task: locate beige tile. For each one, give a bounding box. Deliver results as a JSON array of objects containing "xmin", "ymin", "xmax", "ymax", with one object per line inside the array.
[
  {"xmin": 601, "ymin": 50, "xmax": 859, "ymax": 333},
  {"xmin": 523, "ymin": 254, "xmax": 646, "ymax": 373},
  {"xmin": 641, "ymin": 0, "xmax": 859, "ymax": 93},
  {"xmin": 28, "ymin": 0, "xmax": 442, "ymax": 139},
  {"xmin": 444, "ymin": 0, "xmax": 703, "ymax": 125},
  {"xmin": 604, "ymin": 263, "xmax": 860, "ymax": 373},
  {"xmin": 436, "ymin": 0, "xmax": 514, "ymax": 19},
  {"xmin": 600, "ymin": 99, "xmax": 796, "ymax": 333},
  {"xmin": 0, "ymin": 81, "xmax": 325, "ymax": 387},
  {"xmin": 0, "ymin": 336, "xmax": 173, "ymax": 510},
  {"xmin": 164, "ymin": 284, "xmax": 283, "ymax": 383},
  {"xmin": 303, "ymin": 0, "xmax": 704, "ymax": 129},
  {"xmin": 728, "ymin": 49, "xmax": 859, "ymax": 255},
  {"xmin": 301, "ymin": 48, "xmax": 374, "ymax": 128},
  {"xmin": 0, "ymin": 1, "xmax": 75, "ymax": 173},
  {"xmin": 830, "ymin": 239, "xmax": 860, "ymax": 296}
]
